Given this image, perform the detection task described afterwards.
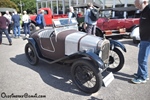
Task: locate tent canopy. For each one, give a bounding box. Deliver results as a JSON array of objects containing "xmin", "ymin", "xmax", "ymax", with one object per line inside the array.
[{"xmin": 0, "ymin": 8, "xmax": 16, "ymax": 13}]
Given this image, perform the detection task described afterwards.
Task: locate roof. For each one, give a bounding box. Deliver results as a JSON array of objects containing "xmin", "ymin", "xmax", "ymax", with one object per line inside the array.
[
  {"xmin": 73, "ymin": 2, "xmax": 101, "ymax": 8},
  {"xmin": 101, "ymin": 6, "xmax": 138, "ymax": 12},
  {"xmin": 0, "ymin": 8, "xmax": 16, "ymax": 12}
]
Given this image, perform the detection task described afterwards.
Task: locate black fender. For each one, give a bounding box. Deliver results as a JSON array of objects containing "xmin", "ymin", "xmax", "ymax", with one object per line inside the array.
[
  {"xmin": 67, "ymin": 51, "xmax": 106, "ymax": 72},
  {"xmin": 95, "ymin": 27, "xmax": 104, "ymax": 37},
  {"xmin": 131, "ymin": 25, "xmax": 139, "ymax": 32},
  {"xmin": 127, "ymin": 25, "xmax": 139, "ymax": 32},
  {"xmin": 25, "ymin": 38, "xmax": 42, "ymax": 57},
  {"xmin": 27, "ymin": 38, "xmax": 36, "ymax": 48},
  {"xmin": 109, "ymin": 39, "xmax": 126, "ymax": 52}
]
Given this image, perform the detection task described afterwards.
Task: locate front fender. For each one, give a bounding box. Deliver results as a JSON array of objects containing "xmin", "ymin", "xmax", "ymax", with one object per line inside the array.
[
  {"xmin": 68, "ymin": 51, "xmax": 106, "ymax": 72},
  {"xmin": 27, "ymin": 38, "xmax": 36, "ymax": 48},
  {"xmin": 109, "ymin": 39, "xmax": 126, "ymax": 52},
  {"xmin": 26, "ymin": 38, "xmax": 42, "ymax": 57}
]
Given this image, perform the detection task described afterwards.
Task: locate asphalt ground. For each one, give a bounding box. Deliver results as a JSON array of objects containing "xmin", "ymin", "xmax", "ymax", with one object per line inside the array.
[{"xmin": 0, "ymin": 34, "xmax": 150, "ymax": 100}]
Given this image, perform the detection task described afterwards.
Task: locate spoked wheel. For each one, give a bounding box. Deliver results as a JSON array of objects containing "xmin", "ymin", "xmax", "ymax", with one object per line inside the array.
[
  {"xmin": 25, "ymin": 43, "xmax": 39, "ymax": 65},
  {"xmin": 107, "ymin": 48, "xmax": 124, "ymax": 72},
  {"xmin": 71, "ymin": 59, "xmax": 102, "ymax": 93}
]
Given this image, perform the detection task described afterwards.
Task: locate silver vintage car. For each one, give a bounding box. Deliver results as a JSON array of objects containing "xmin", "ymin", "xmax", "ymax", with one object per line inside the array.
[{"xmin": 24, "ymin": 18, "xmax": 126, "ymax": 93}]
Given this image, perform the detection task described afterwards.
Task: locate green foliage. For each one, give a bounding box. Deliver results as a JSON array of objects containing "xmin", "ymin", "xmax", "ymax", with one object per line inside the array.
[
  {"xmin": 10, "ymin": 0, "xmax": 36, "ymax": 14},
  {"xmin": 0, "ymin": 0, "xmax": 19, "ymax": 11}
]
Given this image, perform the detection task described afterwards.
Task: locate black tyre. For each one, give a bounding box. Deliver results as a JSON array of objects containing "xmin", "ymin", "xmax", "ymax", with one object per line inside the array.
[
  {"xmin": 25, "ymin": 43, "xmax": 39, "ymax": 65},
  {"xmin": 107, "ymin": 48, "xmax": 124, "ymax": 72},
  {"xmin": 71, "ymin": 59, "xmax": 102, "ymax": 93},
  {"xmin": 30, "ymin": 23, "xmax": 36, "ymax": 33}
]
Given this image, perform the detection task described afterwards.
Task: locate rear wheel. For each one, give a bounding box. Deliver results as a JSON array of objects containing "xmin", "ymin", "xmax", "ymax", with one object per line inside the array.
[
  {"xmin": 30, "ymin": 23, "xmax": 36, "ymax": 33},
  {"xmin": 25, "ymin": 43, "xmax": 39, "ymax": 65},
  {"xmin": 71, "ymin": 59, "xmax": 102, "ymax": 93}
]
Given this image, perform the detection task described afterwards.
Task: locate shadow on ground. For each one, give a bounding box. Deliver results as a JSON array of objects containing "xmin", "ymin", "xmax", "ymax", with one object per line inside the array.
[{"xmin": 10, "ymin": 53, "xmax": 103, "ymax": 97}]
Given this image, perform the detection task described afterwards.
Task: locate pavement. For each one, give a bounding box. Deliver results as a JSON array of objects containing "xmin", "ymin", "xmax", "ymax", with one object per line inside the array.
[{"xmin": 0, "ymin": 34, "xmax": 150, "ymax": 100}]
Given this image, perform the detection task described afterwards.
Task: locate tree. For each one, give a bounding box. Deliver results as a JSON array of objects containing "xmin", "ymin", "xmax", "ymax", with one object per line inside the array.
[
  {"xmin": 0, "ymin": 0, "xmax": 19, "ymax": 11},
  {"xmin": 10, "ymin": 0, "xmax": 36, "ymax": 14}
]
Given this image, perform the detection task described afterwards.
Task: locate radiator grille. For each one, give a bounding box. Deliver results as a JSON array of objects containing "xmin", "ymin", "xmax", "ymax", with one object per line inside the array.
[{"xmin": 100, "ymin": 42, "xmax": 110, "ymax": 63}]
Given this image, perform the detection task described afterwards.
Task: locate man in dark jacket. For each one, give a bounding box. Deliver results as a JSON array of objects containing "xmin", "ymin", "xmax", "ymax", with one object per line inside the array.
[
  {"xmin": 0, "ymin": 12, "xmax": 12, "ymax": 45},
  {"xmin": 12, "ymin": 11, "xmax": 21, "ymax": 38},
  {"xmin": 131, "ymin": 0, "xmax": 150, "ymax": 84}
]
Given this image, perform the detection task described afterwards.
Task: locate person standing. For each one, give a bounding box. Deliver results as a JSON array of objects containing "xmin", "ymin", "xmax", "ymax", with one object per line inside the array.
[
  {"xmin": 84, "ymin": 3, "xmax": 97, "ymax": 35},
  {"xmin": 0, "ymin": 12, "xmax": 12, "ymax": 45},
  {"xmin": 35, "ymin": 10, "xmax": 46, "ymax": 29},
  {"xmin": 12, "ymin": 11, "xmax": 21, "ymax": 38},
  {"xmin": 131, "ymin": 0, "xmax": 150, "ymax": 84},
  {"xmin": 3, "ymin": 10, "xmax": 12, "ymax": 34},
  {"xmin": 22, "ymin": 11, "xmax": 30, "ymax": 37},
  {"xmin": 68, "ymin": 6, "xmax": 76, "ymax": 23}
]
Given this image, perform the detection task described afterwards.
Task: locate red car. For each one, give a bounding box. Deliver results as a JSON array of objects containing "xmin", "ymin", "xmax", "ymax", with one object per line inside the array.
[
  {"xmin": 74, "ymin": 5, "xmax": 140, "ymax": 37},
  {"xmin": 96, "ymin": 17, "xmax": 139, "ymax": 35},
  {"xmin": 96, "ymin": 6, "xmax": 139, "ymax": 36}
]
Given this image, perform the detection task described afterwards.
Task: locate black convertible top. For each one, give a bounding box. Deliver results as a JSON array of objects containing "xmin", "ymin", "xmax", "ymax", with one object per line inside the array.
[
  {"xmin": 73, "ymin": 2, "xmax": 101, "ymax": 8},
  {"xmin": 101, "ymin": 6, "xmax": 138, "ymax": 12}
]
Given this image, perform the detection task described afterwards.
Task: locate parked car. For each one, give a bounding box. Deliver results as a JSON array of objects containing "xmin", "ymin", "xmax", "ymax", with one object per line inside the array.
[
  {"xmin": 29, "ymin": 8, "xmax": 68, "ymax": 32},
  {"xmin": 96, "ymin": 6, "xmax": 139, "ymax": 36},
  {"xmin": 73, "ymin": 5, "xmax": 139, "ymax": 37},
  {"xmin": 24, "ymin": 18, "xmax": 126, "ymax": 93}
]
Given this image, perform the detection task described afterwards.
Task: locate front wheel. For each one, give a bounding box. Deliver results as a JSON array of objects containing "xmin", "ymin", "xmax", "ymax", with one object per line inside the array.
[
  {"xmin": 107, "ymin": 48, "xmax": 124, "ymax": 72},
  {"xmin": 71, "ymin": 59, "xmax": 102, "ymax": 93},
  {"xmin": 25, "ymin": 43, "xmax": 39, "ymax": 65}
]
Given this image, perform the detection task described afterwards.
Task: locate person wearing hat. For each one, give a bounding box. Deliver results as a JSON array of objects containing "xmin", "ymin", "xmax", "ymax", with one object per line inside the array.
[{"xmin": 22, "ymin": 11, "xmax": 30, "ymax": 37}]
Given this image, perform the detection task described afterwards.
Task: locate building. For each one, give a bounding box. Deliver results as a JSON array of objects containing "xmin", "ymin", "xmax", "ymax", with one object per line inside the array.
[{"xmin": 36, "ymin": 0, "xmax": 134, "ymax": 14}]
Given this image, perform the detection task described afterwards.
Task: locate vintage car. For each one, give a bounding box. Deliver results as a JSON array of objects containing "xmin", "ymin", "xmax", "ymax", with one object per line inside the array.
[
  {"xmin": 24, "ymin": 18, "xmax": 126, "ymax": 93},
  {"xmin": 96, "ymin": 6, "xmax": 139, "ymax": 36},
  {"xmin": 74, "ymin": 5, "xmax": 139, "ymax": 37}
]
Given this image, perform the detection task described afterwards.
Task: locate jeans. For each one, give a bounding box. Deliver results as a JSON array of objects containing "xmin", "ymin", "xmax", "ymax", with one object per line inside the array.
[
  {"xmin": 23, "ymin": 23, "xmax": 30, "ymax": 36},
  {"xmin": 8, "ymin": 24, "xmax": 12, "ymax": 34},
  {"xmin": 86, "ymin": 24, "xmax": 96, "ymax": 35},
  {"xmin": 14, "ymin": 25, "xmax": 20, "ymax": 37},
  {"xmin": 0, "ymin": 28, "xmax": 12, "ymax": 43},
  {"xmin": 137, "ymin": 41, "xmax": 150, "ymax": 80}
]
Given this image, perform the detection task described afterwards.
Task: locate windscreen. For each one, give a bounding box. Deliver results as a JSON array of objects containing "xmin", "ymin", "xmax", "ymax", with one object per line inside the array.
[{"xmin": 53, "ymin": 18, "xmax": 78, "ymax": 27}]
